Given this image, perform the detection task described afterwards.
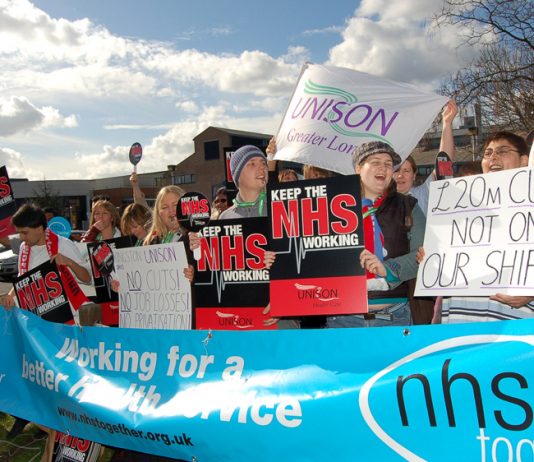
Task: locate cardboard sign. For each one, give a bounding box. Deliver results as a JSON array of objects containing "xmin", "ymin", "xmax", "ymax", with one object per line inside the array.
[
  {"xmin": 13, "ymin": 259, "xmax": 74, "ymax": 324},
  {"xmin": 52, "ymin": 432, "xmax": 101, "ymax": 462},
  {"xmin": 114, "ymin": 242, "xmax": 192, "ymax": 330},
  {"xmin": 267, "ymin": 175, "xmax": 367, "ymax": 317},
  {"xmin": 415, "ymin": 167, "xmax": 534, "ymax": 296},
  {"xmin": 435, "ymin": 151, "xmax": 454, "ymax": 180},
  {"xmin": 129, "ymin": 142, "xmax": 143, "ymax": 166},
  {"xmin": 0, "ymin": 165, "xmax": 17, "ymax": 238},
  {"xmin": 86, "ymin": 236, "xmax": 133, "ymax": 303},
  {"xmin": 194, "ymin": 217, "xmax": 274, "ymax": 330},
  {"xmin": 275, "ymin": 64, "xmax": 447, "ymax": 174},
  {"xmin": 177, "ymin": 192, "xmax": 211, "ymax": 261}
]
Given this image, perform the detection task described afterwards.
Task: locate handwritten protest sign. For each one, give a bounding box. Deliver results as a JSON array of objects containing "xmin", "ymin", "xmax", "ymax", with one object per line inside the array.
[
  {"xmin": 268, "ymin": 175, "xmax": 367, "ymax": 316},
  {"xmin": 114, "ymin": 242, "xmax": 192, "ymax": 329},
  {"xmin": 415, "ymin": 167, "xmax": 534, "ymax": 296},
  {"xmin": 13, "ymin": 259, "xmax": 74, "ymax": 324},
  {"xmin": 0, "ymin": 165, "xmax": 17, "ymax": 238},
  {"xmin": 194, "ymin": 217, "xmax": 274, "ymax": 330},
  {"xmin": 274, "ymin": 64, "xmax": 447, "ymax": 174}
]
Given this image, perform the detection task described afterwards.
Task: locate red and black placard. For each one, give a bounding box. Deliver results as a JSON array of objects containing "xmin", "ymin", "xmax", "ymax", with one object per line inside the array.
[
  {"xmin": 267, "ymin": 174, "xmax": 367, "ymax": 317},
  {"xmin": 86, "ymin": 236, "xmax": 133, "ymax": 325},
  {"xmin": 223, "ymin": 147, "xmax": 237, "ymax": 189},
  {"xmin": 435, "ymin": 151, "xmax": 454, "ymax": 180},
  {"xmin": 0, "ymin": 165, "xmax": 17, "ymax": 238},
  {"xmin": 194, "ymin": 217, "xmax": 275, "ymax": 330},
  {"xmin": 52, "ymin": 431, "xmax": 101, "ymax": 462},
  {"xmin": 13, "ymin": 259, "xmax": 74, "ymax": 324}
]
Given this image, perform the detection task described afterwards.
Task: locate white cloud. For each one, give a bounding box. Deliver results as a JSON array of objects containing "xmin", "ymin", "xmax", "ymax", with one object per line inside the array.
[
  {"xmin": 0, "ymin": 96, "xmax": 77, "ymax": 136},
  {"xmin": 0, "ymin": 1, "xmax": 303, "ymax": 100},
  {"xmin": 62, "ymin": 103, "xmax": 280, "ymax": 179},
  {"xmin": 327, "ymin": 0, "xmax": 482, "ymax": 85},
  {"xmin": 302, "ymin": 25, "xmax": 343, "ymax": 36},
  {"xmin": 175, "ymin": 100, "xmax": 199, "ymax": 113},
  {"xmin": 0, "ymin": 146, "xmax": 40, "ymax": 178}
]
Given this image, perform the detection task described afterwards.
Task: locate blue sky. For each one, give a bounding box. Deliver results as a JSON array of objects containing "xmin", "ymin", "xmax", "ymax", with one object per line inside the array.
[{"xmin": 0, "ymin": 0, "xmax": 479, "ymax": 180}]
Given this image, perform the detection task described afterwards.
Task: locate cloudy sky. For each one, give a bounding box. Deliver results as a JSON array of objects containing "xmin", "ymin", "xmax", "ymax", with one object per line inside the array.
[{"xmin": 0, "ymin": 0, "xmax": 479, "ymax": 180}]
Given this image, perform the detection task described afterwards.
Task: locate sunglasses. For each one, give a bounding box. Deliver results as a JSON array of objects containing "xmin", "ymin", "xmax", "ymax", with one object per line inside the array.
[{"xmin": 214, "ymin": 198, "xmax": 227, "ymax": 203}]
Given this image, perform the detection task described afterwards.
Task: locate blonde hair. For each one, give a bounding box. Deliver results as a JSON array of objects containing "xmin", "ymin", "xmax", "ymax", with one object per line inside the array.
[
  {"xmin": 144, "ymin": 185, "xmax": 186, "ymax": 245},
  {"xmin": 90, "ymin": 200, "xmax": 121, "ymax": 230}
]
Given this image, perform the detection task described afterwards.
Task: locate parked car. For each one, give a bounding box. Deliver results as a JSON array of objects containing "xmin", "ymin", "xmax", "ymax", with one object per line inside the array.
[{"xmin": 0, "ymin": 244, "xmax": 17, "ymax": 281}]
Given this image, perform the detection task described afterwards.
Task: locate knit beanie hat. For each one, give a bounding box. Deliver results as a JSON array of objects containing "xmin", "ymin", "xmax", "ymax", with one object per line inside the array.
[
  {"xmin": 351, "ymin": 141, "xmax": 402, "ymax": 169},
  {"xmin": 230, "ymin": 145, "xmax": 266, "ymax": 186}
]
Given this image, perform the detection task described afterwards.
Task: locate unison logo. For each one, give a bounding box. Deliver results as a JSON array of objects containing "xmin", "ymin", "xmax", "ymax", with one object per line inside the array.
[
  {"xmin": 290, "ymin": 80, "xmax": 399, "ymax": 142},
  {"xmin": 359, "ymin": 335, "xmax": 534, "ymax": 461},
  {"xmin": 294, "ymin": 283, "xmax": 339, "ymax": 302}
]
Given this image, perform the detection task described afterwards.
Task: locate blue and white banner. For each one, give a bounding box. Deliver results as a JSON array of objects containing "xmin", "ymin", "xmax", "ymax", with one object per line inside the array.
[{"xmin": 1, "ymin": 308, "xmax": 533, "ymax": 461}]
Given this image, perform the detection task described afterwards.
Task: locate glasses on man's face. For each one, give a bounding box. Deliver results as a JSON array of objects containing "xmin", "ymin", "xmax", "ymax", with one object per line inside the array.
[{"xmin": 483, "ymin": 146, "xmax": 519, "ymax": 159}]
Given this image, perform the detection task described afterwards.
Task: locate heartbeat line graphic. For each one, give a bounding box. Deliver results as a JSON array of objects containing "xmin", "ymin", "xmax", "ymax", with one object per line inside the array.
[
  {"xmin": 275, "ymin": 219, "xmax": 363, "ymax": 274},
  {"xmin": 196, "ymin": 269, "xmax": 268, "ymax": 303}
]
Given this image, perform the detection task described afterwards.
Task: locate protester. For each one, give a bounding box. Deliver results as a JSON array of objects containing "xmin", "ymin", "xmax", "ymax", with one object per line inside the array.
[
  {"xmin": 456, "ymin": 160, "xmax": 482, "ymax": 177},
  {"xmin": 210, "ymin": 186, "xmax": 233, "ymax": 220},
  {"xmin": 144, "ymin": 186, "xmax": 188, "ymax": 244},
  {"xmin": 439, "ymin": 131, "xmax": 534, "ymax": 323},
  {"xmin": 393, "ymin": 100, "xmax": 458, "ymax": 216},
  {"xmin": 326, "ymin": 141, "xmax": 425, "ymax": 328},
  {"xmin": 303, "ymin": 164, "xmax": 335, "ymax": 180},
  {"xmin": 120, "ymin": 203, "xmax": 151, "ymax": 246},
  {"xmin": 82, "ymin": 199, "xmax": 121, "ymax": 242},
  {"xmin": 43, "ymin": 206, "xmax": 59, "ymax": 222},
  {"xmin": 278, "ymin": 168, "xmax": 298, "ymax": 182},
  {"xmin": 2, "ymin": 204, "xmax": 91, "ymax": 310},
  {"xmin": 219, "ymin": 145, "xmax": 269, "ymax": 219}
]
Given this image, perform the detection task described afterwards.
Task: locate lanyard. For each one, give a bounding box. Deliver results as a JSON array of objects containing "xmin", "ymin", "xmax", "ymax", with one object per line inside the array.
[{"xmin": 234, "ymin": 191, "xmax": 266, "ymax": 215}]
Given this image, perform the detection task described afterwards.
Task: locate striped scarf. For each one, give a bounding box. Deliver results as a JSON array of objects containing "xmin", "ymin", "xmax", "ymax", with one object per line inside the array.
[{"xmin": 362, "ymin": 195, "xmax": 386, "ymax": 279}]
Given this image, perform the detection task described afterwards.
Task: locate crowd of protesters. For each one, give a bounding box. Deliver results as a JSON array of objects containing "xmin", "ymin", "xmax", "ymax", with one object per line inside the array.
[{"xmin": 1, "ymin": 97, "xmax": 533, "ymax": 461}]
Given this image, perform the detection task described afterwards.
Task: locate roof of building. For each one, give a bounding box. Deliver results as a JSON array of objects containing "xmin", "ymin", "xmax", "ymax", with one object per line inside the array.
[{"xmin": 194, "ymin": 126, "xmax": 272, "ymax": 140}]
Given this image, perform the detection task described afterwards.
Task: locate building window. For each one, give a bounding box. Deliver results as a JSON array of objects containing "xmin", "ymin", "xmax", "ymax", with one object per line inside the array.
[
  {"xmin": 172, "ymin": 174, "xmax": 196, "ymax": 185},
  {"xmin": 204, "ymin": 140, "xmax": 220, "ymax": 160}
]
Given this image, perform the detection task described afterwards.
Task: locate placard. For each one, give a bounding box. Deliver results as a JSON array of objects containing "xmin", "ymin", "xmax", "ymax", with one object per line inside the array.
[
  {"xmin": 0, "ymin": 165, "xmax": 17, "ymax": 238},
  {"xmin": 87, "ymin": 236, "xmax": 134, "ymax": 303},
  {"xmin": 13, "ymin": 259, "xmax": 74, "ymax": 324},
  {"xmin": 415, "ymin": 168, "xmax": 534, "ymax": 296},
  {"xmin": 194, "ymin": 217, "xmax": 274, "ymax": 330},
  {"xmin": 268, "ymin": 175, "xmax": 367, "ymax": 316},
  {"xmin": 114, "ymin": 242, "xmax": 192, "ymax": 330}
]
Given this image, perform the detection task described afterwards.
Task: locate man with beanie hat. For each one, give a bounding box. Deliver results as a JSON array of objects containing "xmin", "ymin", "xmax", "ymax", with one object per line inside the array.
[{"xmin": 220, "ymin": 145, "xmax": 268, "ymax": 219}]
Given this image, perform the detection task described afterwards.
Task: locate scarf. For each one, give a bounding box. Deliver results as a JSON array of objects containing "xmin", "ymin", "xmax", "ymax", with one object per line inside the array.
[{"xmin": 362, "ymin": 195, "xmax": 386, "ymax": 279}]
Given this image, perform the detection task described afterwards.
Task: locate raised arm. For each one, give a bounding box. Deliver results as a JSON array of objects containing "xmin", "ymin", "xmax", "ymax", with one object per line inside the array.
[{"xmin": 439, "ymin": 100, "xmax": 458, "ymax": 161}]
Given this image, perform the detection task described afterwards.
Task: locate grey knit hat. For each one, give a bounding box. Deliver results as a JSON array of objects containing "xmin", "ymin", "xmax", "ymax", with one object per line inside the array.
[
  {"xmin": 352, "ymin": 141, "xmax": 402, "ymax": 169},
  {"xmin": 230, "ymin": 145, "xmax": 266, "ymax": 186}
]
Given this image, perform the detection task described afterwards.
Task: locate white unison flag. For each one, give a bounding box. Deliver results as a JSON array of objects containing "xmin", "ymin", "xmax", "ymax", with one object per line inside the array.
[{"xmin": 275, "ymin": 63, "xmax": 448, "ymax": 174}]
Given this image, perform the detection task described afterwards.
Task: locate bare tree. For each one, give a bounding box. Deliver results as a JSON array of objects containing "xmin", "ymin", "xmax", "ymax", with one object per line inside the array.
[{"xmin": 435, "ymin": 0, "xmax": 533, "ymax": 132}]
